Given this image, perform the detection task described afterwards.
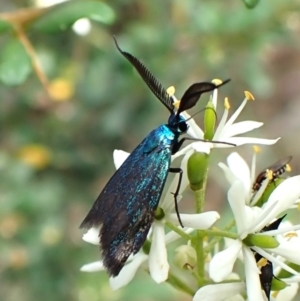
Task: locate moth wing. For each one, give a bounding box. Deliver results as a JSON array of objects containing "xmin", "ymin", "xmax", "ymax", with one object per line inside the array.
[{"xmin": 80, "ymin": 128, "xmax": 172, "ymax": 276}]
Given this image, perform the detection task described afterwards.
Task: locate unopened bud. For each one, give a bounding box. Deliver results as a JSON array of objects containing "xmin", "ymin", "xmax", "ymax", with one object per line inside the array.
[
  {"xmin": 243, "ymin": 234, "xmax": 279, "ymax": 248},
  {"xmin": 187, "ymin": 152, "xmax": 209, "ymax": 191},
  {"xmin": 272, "ymin": 277, "xmax": 288, "ymax": 291},
  {"xmin": 204, "ymin": 101, "xmax": 216, "ymax": 140},
  {"xmin": 256, "ymin": 178, "xmax": 286, "ymax": 207},
  {"xmin": 155, "ymin": 207, "xmax": 165, "ymax": 220},
  {"xmin": 174, "ymin": 245, "xmax": 197, "ymax": 269}
]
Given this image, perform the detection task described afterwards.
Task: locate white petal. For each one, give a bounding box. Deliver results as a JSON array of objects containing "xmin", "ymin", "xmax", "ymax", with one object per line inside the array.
[
  {"xmin": 228, "ymin": 181, "xmax": 248, "ymax": 234},
  {"xmin": 82, "ymin": 227, "xmax": 100, "ymax": 245},
  {"xmin": 109, "ymin": 253, "xmax": 148, "ymax": 290},
  {"xmin": 182, "ymin": 111, "xmax": 204, "ymax": 138},
  {"xmin": 252, "ymin": 246, "xmax": 299, "ymax": 276},
  {"xmin": 211, "ymin": 88, "xmax": 218, "ymax": 109},
  {"xmin": 221, "ymin": 98, "xmax": 248, "ymax": 133},
  {"xmin": 113, "ymin": 149, "xmax": 130, "ymax": 169},
  {"xmin": 222, "ymin": 121, "xmax": 263, "ymax": 138},
  {"xmin": 220, "ymin": 137, "xmax": 280, "ymax": 146},
  {"xmin": 264, "ymin": 176, "xmax": 300, "ymax": 220},
  {"xmin": 209, "ymin": 240, "xmax": 242, "ymax": 282},
  {"xmin": 148, "ymin": 222, "xmax": 169, "ymax": 283},
  {"xmin": 250, "ymin": 176, "xmax": 300, "ymax": 233},
  {"xmin": 193, "ymin": 283, "xmax": 245, "ymax": 301},
  {"xmin": 267, "ymin": 240, "xmax": 300, "ymax": 265},
  {"xmin": 191, "ymin": 141, "xmax": 212, "ymax": 154},
  {"xmin": 164, "ymin": 227, "xmax": 195, "ymax": 244},
  {"xmin": 214, "ymin": 106, "xmax": 229, "ymax": 140},
  {"xmin": 242, "ymin": 247, "xmax": 265, "ymax": 301},
  {"xmin": 262, "ymin": 224, "xmax": 300, "ymax": 237},
  {"xmin": 219, "ymin": 162, "xmax": 238, "ymax": 186},
  {"xmin": 80, "ymin": 260, "xmax": 104, "ymax": 272},
  {"xmin": 276, "ymin": 282, "xmax": 298, "ymax": 301},
  {"xmin": 171, "ymin": 144, "xmax": 193, "ymax": 159},
  {"xmin": 168, "ymin": 211, "xmax": 220, "ymax": 229},
  {"xmin": 224, "ymin": 294, "xmax": 245, "ymax": 301},
  {"xmin": 245, "ymin": 200, "xmax": 278, "ymax": 235},
  {"xmin": 227, "ymin": 152, "xmax": 251, "ymax": 191}
]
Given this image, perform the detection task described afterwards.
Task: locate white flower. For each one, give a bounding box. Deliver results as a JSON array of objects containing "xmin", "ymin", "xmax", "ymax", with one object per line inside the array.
[
  {"xmin": 171, "ymin": 86, "xmax": 279, "ymax": 157},
  {"xmin": 219, "ymin": 151, "xmax": 263, "ymax": 205},
  {"xmin": 208, "ymin": 175, "xmax": 300, "ymax": 301},
  {"xmin": 193, "ymin": 282, "xmax": 245, "ymax": 301},
  {"xmin": 81, "ymin": 149, "xmax": 220, "ymax": 290}
]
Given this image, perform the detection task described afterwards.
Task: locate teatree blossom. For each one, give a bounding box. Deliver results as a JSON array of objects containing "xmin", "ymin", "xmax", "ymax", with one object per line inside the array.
[
  {"xmin": 169, "ymin": 83, "xmax": 279, "ymax": 157},
  {"xmin": 81, "ymin": 149, "xmax": 220, "ymax": 290},
  {"xmin": 219, "ymin": 151, "xmax": 266, "ymax": 205},
  {"xmin": 207, "ymin": 175, "xmax": 300, "ymax": 301},
  {"xmin": 205, "ymin": 151, "xmax": 300, "ymax": 301}
]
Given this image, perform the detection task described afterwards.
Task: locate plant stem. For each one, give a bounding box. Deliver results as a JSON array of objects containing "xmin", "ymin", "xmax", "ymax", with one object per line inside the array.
[
  {"xmin": 205, "ymin": 219, "xmax": 236, "ymax": 253},
  {"xmin": 194, "ymin": 169, "xmax": 209, "ymax": 285},
  {"xmin": 165, "ymin": 221, "xmax": 191, "ymax": 240},
  {"xmin": 167, "ymin": 271, "xmax": 195, "ymax": 296}
]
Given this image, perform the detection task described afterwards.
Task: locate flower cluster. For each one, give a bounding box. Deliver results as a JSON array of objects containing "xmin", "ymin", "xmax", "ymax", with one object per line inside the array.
[{"xmin": 81, "ymin": 84, "xmax": 300, "ymax": 301}]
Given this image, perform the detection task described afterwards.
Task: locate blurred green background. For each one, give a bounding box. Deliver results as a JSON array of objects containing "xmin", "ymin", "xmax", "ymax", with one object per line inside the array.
[{"xmin": 1, "ymin": 0, "xmax": 300, "ymax": 300}]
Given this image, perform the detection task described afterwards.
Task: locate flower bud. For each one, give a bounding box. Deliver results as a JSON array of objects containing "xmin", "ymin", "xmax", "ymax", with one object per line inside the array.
[
  {"xmin": 187, "ymin": 152, "xmax": 209, "ymax": 191},
  {"xmin": 243, "ymin": 234, "xmax": 279, "ymax": 248},
  {"xmin": 155, "ymin": 207, "xmax": 165, "ymax": 220},
  {"xmin": 204, "ymin": 101, "xmax": 216, "ymax": 140},
  {"xmin": 142, "ymin": 239, "xmax": 151, "ymax": 255},
  {"xmin": 174, "ymin": 245, "xmax": 197, "ymax": 269},
  {"xmin": 271, "ymin": 278, "xmax": 287, "ymax": 291},
  {"xmin": 256, "ymin": 178, "xmax": 286, "ymax": 207}
]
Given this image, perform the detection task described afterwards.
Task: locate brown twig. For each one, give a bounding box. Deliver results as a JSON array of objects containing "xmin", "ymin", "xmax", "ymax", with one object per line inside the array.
[{"xmin": 0, "ymin": 7, "xmax": 51, "ymax": 94}]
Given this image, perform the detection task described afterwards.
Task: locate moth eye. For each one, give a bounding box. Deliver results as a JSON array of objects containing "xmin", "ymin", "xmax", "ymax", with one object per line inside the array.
[{"xmin": 178, "ymin": 121, "xmax": 188, "ymax": 133}]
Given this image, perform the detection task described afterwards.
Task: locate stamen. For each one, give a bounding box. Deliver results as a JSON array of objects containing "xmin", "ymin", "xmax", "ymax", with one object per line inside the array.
[
  {"xmin": 257, "ymin": 257, "xmax": 268, "ymax": 267},
  {"xmin": 173, "ymin": 100, "xmax": 181, "ymax": 108},
  {"xmin": 224, "ymin": 97, "xmax": 230, "ymax": 109},
  {"xmin": 167, "ymin": 86, "xmax": 175, "ymax": 96},
  {"xmin": 244, "ymin": 91, "xmax": 255, "ymax": 101},
  {"xmin": 253, "ymin": 146, "xmax": 261, "ymax": 153},
  {"xmin": 285, "ymin": 232, "xmax": 298, "ymax": 240},
  {"xmin": 212, "ymin": 78, "xmax": 222, "ymax": 85},
  {"xmin": 272, "ymin": 291, "xmax": 279, "ymax": 298}
]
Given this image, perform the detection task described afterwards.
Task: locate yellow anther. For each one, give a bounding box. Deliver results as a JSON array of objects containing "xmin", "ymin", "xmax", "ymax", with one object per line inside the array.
[
  {"xmin": 298, "ymin": 203, "xmax": 300, "ymax": 211},
  {"xmin": 272, "ymin": 291, "xmax": 279, "ymax": 298},
  {"xmin": 224, "ymin": 97, "xmax": 230, "ymax": 109},
  {"xmin": 285, "ymin": 232, "xmax": 298, "ymax": 239},
  {"xmin": 244, "ymin": 91, "xmax": 255, "ymax": 101},
  {"xmin": 166, "ymin": 86, "xmax": 175, "ymax": 96},
  {"xmin": 266, "ymin": 169, "xmax": 273, "ymax": 180},
  {"xmin": 173, "ymin": 100, "xmax": 181, "ymax": 108},
  {"xmin": 286, "ymin": 164, "xmax": 292, "ymax": 172},
  {"xmin": 257, "ymin": 257, "xmax": 268, "ymax": 267},
  {"xmin": 212, "ymin": 79, "xmax": 222, "ymax": 85},
  {"xmin": 253, "ymin": 146, "xmax": 261, "ymax": 153}
]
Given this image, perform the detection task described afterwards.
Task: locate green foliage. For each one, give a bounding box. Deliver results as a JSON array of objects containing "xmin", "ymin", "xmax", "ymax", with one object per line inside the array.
[
  {"xmin": 0, "ymin": 39, "xmax": 32, "ymax": 85},
  {"xmin": 0, "ymin": 19, "xmax": 12, "ymax": 33},
  {"xmin": 243, "ymin": 0, "xmax": 260, "ymax": 8},
  {"xmin": 31, "ymin": 1, "xmax": 115, "ymax": 32}
]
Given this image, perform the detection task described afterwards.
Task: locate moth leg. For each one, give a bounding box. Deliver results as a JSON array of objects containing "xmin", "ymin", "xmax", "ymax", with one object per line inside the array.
[{"xmin": 169, "ymin": 167, "xmax": 184, "ymax": 228}]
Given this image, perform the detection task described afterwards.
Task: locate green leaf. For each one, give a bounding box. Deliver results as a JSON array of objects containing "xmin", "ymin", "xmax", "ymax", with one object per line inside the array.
[
  {"xmin": 0, "ymin": 19, "xmax": 12, "ymax": 34},
  {"xmin": 0, "ymin": 39, "xmax": 32, "ymax": 86},
  {"xmin": 31, "ymin": 1, "xmax": 115, "ymax": 33}
]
